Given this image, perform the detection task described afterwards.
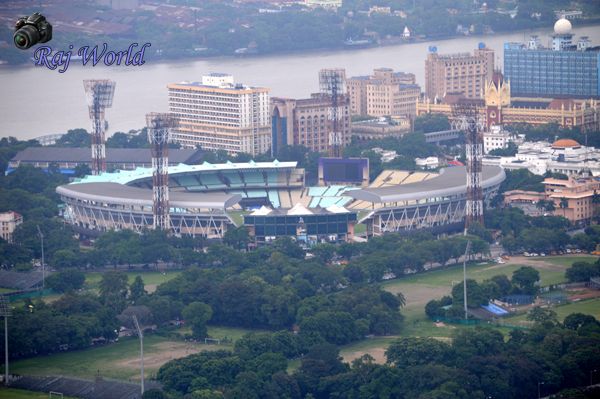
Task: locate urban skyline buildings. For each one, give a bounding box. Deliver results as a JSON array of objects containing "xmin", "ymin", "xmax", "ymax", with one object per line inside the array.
[
  {"xmin": 504, "ymin": 18, "xmax": 600, "ymax": 99},
  {"xmin": 425, "ymin": 44, "xmax": 494, "ymax": 101},
  {"xmin": 346, "ymin": 68, "xmax": 418, "ymax": 118},
  {"xmin": 168, "ymin": 73, "xmax": 271, "ymax": 155}
]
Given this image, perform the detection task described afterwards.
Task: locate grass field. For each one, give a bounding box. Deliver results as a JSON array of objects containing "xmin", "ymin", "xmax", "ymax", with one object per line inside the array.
[
  {"xmin": 348, "ymin": 255, "xmax": 600, "ymax": 359},
  {"xmin": 9, "ymin": 325, "xmax": 261, "ymax": 381},
  {"xmin": 84, "ymin": 270, "xmax": 181, "ymax": 293},
  {"xmin": 505, "ymin": 298, "xmax": 600, "ymax": 324},
  {"xmin": 0, "ymin": 388, "xmax": 78, "ymax": 399}
]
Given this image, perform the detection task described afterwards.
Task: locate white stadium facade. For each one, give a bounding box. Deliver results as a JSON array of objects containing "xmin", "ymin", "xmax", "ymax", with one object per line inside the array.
[{"xmin": 56, "ymin": 161, "xmax": 505, "ymax": 242}]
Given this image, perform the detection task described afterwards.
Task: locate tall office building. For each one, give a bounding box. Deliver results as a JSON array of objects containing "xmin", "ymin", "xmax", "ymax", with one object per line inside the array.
[
  {"xmin": 168, "ymin": 74, "xmax": 271, "ymax": 155},
  {"xmin": 425, "ymin": 44, "xmax": 494, "ymax": 100},
  {"xmin": 347, "ymin": 68, "xmax": 417, "ymax": 117},
  {"xmin": 271, "ymin": 94, "xmax": 351, "ymax": 157},
  {"xmin": 504, "ymin": 18, "xmax": 600, "ymax": 99}
]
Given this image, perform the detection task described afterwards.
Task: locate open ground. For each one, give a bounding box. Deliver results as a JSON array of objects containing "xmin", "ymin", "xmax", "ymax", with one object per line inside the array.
[
  {"xmin": 9, "ymin": 326, "xmax": 257, "ymax": 381},
  {"xmin": 340, "ymin": 255, "xmax": 599, "ymax": 364},
  {"xmin": 9, "ymin": 256, "xmax": 600, "ymax": 381},
  {"xmin": 0, "ymin": 388, "xmax": 78, "ymax": 399}
]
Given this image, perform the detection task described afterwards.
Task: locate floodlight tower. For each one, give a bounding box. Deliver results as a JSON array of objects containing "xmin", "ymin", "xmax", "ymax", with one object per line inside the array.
[
  {"xmin": 146, "ymin": 113, "xmax": 177, "ymax": 231},
  {"xmin": 319, "ymin": 68, "xmax": 346, "ymax": 158},
  {"xmin": 453, "ymin": 100, "xmax": 485, "ymax": 231},
  {"xmin": 83, "ymin": 79, "xmax": 116, "ymax": 175},
  {"xmin": 0, "ymin": 296, "xmax": 11, "ymax": 385}
]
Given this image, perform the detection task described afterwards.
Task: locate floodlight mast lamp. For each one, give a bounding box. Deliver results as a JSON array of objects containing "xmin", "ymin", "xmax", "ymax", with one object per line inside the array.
[
  {"xmin": 452, "ymin": 101, "xmax": 485, "ymax": 232},
  {"xmin": 146, "ymin": 113, "xmax": 177, "ymax": 232},
  {"xmin": 319, "ymin": 69, "xmax": 346, "ymax": 158},
  {"xmin": 84, "ymin": 80, "xmax": 116, "ymax": 175}
]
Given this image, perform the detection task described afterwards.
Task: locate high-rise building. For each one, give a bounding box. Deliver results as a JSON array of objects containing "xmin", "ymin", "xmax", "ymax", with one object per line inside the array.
[
  {"xmin": 271, "ymin": 93, "xmax": 351, "ymax": 156},
  {"xmin": 504, "ymin": 18, "xmax": 600, "ymax": 99},
  {"xmin": 347, "ymin": 68, "xmax": 417, "ymax": 117},
  {"xmin": 0, "ymin": 211, "xmax": 23, "ymax": 243},
  {"xmin": 425, "ymin": 44, "xmax": 494, "ymax": 100},
  {"xmin": 168, "ymin": 74, "xmax": 271, "ymax": 156}
]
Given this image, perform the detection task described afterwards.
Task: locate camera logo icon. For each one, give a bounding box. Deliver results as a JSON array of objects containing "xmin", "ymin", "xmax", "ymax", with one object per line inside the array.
[{"xmin": 14, "ymin": 12, "xmax": 53, "ymax": 50}]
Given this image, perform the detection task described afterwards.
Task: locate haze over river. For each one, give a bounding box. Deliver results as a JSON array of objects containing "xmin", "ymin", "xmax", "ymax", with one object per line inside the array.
[{"xmin": 1, "ymin": 24, "xmax": 599, "ymax": 140}]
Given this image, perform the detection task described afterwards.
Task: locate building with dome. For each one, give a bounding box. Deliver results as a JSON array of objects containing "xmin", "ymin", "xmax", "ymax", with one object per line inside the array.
[{"xmin": 503, "ymin": 18, "xmax": 600, "ymax": 99}]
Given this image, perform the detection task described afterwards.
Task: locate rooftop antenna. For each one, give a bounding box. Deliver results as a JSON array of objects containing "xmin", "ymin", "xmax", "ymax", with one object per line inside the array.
[
  {"xmin": 0, "ymin": 296, "xmax": 12, "ymax": 386},
  {"xmin": 83, "ymin": 79, "xmax": 116, "ymax": 175},
  {"xmin": 132, "ymin": 315, "xmax": 144, "ymax": 395}
]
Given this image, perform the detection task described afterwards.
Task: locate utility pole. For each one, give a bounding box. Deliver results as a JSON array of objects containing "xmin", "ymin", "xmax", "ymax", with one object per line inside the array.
[
  {"xmin": 0, "ymin": 296, "xmax": 11, "ymax": 386},
  {"xmin": 132, "ymin": 315, "xmax": 144, "ymax": 395},
  {"xmin": 463, "ymin": 240, "xmax": 471, "ymax": 320},
  {"xmin": 36, "ymin": 225, "xmax": 45, "ymax": 290}
]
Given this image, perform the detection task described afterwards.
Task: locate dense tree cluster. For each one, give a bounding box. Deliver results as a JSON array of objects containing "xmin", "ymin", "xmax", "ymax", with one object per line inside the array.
[
  {"xmin": 157, "ymin": 314, "xmax": 600, "ymax": 398},
  {"xmin": 342, "ymin": 232, "xmax": 489, "ymax": 283},
  {"xmin": 152, "ymin": 240, "xmax": 405, "ymax": 342},
  {"xmin": 485, "ymin": 207, "xmax": 571, "ymax": 254},
  {"xmin": 0, "ymin": 293, "xmax": 119, "ymax": 358},
  {"xmin": 565, "ymin": 259, "xmax": 600, "ymax": 283}
]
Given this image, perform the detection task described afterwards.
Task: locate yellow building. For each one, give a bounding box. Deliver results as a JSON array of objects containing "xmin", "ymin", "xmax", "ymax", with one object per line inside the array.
[
  {"xmin": 416, "ymin": 75, "xmax": 600, "ymax": 132},
  {"xmin": 544, "ymin": 175, "xmax": 600, "ymax": 223}
]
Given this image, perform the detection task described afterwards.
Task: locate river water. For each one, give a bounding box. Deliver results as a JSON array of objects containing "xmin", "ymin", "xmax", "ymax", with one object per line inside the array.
[{"xmin": 1, "ymin": 24, "xmax": 599, "ymax": 140}]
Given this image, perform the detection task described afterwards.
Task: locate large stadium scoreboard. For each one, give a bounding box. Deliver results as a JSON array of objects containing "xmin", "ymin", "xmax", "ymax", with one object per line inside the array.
[{"xmin": 318, "ymin": 157, "xmax": 369, "ymax": 187}]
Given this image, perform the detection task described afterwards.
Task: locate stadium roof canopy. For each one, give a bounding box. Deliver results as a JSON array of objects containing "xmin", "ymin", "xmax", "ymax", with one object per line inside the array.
[
  {"xmin": 56, "ymin": 182, "xmax": 242, "ymax": 209},
  {"xmin": 74, "ymin": 160, "xmax": 299, "ymax": 185},
  {"xmin": 11, "ymin": 147, "xmax": 204, "ymax": 165},
  {"xmin": 348, "ymin": 166, "xmax": 505, "ymax": 203}
]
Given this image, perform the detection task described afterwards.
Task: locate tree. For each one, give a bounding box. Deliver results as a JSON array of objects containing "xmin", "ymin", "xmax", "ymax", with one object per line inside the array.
[
  {"xmin": 512, "ymin": 266, "xmax": 540, "ymax": 295},
  {"xmin": 129, "ymin": 275, "xmax": 147, "ymax": 303},
  {"xmin": 99, "ymin": 271, "xmax": 129, "ymax": 312},
  {"xmin": 73, "ymin": 163, "xmax": 92, "ymax": 178},
  {"xmin": 45, "ymin": 269, "xmax": 85, "ymax": 293},
  {"xmin": 182, "ymin": 301, "xmax": 213, "ymax": 339},
  {"xmin": 386, "ymin": 337, "xmax": 453, "ymax": 368},
  {"xmin": 565, "ymin": 261, "xmax": 600, "ymax": 283},
  {"xmin": 559, "ymin": 197, "xmax": 569, "ymax": 218},
  {"xmin": 527, "ymin": 306, "xmax": 558, "ymax": 326},
  {"xmin": 54, "ymin": 129, "xmax": 91, "ymax": 147},
  {"xmin": 413, "ymin": 113, "xmax": 451, "ymax": 133},
  {"xmin": 223, "ymin": 226, "xmax": 249, "ymax": 250}
]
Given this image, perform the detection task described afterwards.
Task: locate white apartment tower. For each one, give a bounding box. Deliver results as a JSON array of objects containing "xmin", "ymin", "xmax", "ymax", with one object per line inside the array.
[{"xmin": 168, "ymin": 73, "xmax": 271, "ymax": 155}]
